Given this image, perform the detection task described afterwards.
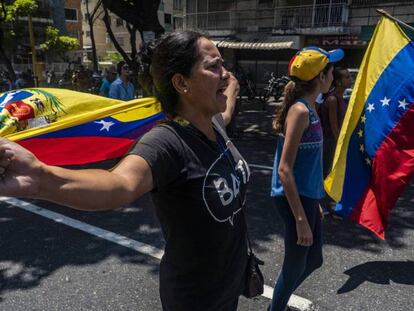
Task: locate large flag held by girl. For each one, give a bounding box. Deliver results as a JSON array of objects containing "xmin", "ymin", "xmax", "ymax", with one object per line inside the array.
[
  {"xmin": 325, "ymin": 15, "xmax": 414, "ymax": 239},
  {"xmin": 0, "ymin": 88, "xmax": 164, "ymax": 166}
]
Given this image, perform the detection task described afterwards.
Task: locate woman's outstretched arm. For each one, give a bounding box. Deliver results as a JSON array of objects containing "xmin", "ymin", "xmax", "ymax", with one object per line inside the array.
[{"xmin": 0, "ymin": 138, "xmax": 153, "ymax": 211}]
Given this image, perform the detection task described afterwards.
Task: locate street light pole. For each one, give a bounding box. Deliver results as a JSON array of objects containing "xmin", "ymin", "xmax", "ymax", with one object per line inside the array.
[{"xmin": 28, "ymin": 14, "xmax": 37, "ymax": 87}]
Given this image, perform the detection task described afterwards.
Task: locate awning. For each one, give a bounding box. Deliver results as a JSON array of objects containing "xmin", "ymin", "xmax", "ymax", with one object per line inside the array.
[{"xmin": 212, "ymin": 39, "xmax": 294, "ymax": 50}]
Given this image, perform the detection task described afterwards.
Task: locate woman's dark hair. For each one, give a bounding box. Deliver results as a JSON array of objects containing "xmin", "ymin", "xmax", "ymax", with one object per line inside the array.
[
  {"xmin": 332, "ymin": 67, "xmax": 347, "ymax": 88},
  {"xmin": 272, "ymin": 63, "xmax": 333, "ymax": 133},
  {"xmin": 138, "ymin": 31, "xmax": 208, "ymax": 116}
]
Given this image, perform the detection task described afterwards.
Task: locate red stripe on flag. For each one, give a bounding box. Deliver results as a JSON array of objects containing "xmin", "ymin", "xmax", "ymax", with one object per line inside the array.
[
  {"xmin": 350, "ymin": 105, "xmax": 414, "ymax": 239},
  {"xmin": 18, "ymin": 136, "xmax": 135, "ymax": 166}
]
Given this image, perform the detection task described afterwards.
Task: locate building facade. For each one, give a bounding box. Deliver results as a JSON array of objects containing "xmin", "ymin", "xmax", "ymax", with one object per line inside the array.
[
  {"xmin": 182, "ymin": 0, "xmax": 414, "ymax": 89},
  {"xmin": 0, "ymin": 0, "xmax": 83, "ymax": 79}
]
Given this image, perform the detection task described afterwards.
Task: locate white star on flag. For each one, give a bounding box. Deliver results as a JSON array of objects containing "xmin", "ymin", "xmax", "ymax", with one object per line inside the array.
[
  {"xmin": 94, "ymin": 120, "xmax": 115, "ymax": 132},
  {"xmin": 398, "ymin": 98, "xmax": 409, "ymax": 110},
  {"xmin": 367, "ymin": 103, "xmax": 375, "ymax": 113},
  {"xmin": 380, "ymin": 96, "xmax": 390, "ymax": 106},
  {"xmin": 365, "ymin": 158, "xmax": 371, "ymax": 166},
  {"xmin": 360, "ymin": 144, "xmax": 365, "ymax": 152}
]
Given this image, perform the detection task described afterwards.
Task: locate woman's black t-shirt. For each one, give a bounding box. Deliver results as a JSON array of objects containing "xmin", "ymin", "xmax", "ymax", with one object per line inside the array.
[{"xmin": 129, "ymin": 120, "xmax": 250, "ymax": 311}]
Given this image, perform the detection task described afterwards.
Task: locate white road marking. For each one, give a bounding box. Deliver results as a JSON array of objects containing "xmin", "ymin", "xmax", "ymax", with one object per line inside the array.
[
  {"xmin": 249, "ymin": 164, "xmax": 273, "ymax": 170},
  {"xmin": 0, "ymin": 196, "xmax": 314, "ymax": 310},
  {"xmin": 0, "ymin": 197, "xmax": 164, "ymax": 259}
]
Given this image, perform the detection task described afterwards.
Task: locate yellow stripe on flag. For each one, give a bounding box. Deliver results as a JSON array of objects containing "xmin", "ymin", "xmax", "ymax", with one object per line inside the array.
[{"xmin": 324, "ymin": 17, "xmax": 410, "ymax": 201}]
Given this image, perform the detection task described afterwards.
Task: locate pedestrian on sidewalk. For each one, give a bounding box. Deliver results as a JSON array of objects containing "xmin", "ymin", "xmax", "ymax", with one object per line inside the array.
[
  {"xmin": 269, "ymin": 47, "xmax": 344, "ymax": 311},
  {"xmin": 0, "ymin": 31, "xmax": 249, "ymax": 311}
]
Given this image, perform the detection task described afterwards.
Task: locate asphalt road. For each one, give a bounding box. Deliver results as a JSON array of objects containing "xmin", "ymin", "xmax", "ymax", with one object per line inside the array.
[{"xmin": 0, "ymin": 106, "xmax": 413, "ymax": 311}]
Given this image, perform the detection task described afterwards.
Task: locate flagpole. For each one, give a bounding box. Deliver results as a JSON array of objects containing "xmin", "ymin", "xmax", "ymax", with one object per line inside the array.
[{"xmin": 376, "ymin": 9, "xmax": 414, "ymax": 32}]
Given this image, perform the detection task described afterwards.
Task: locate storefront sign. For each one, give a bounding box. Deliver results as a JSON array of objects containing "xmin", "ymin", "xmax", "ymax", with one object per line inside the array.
[{"xmin": 306, "ymin": 35, "xmax": 367, "ymax": 48}]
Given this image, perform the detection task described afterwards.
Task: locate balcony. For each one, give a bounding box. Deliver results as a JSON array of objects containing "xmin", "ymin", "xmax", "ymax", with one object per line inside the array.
[
  {"xmin": 273, "ymin": 3, "xmax": 349, "ymax": 34},
  {"xmin": 185, "ymin": 3, "xmax": 349, "ymax": 35},
  {"xmin": 351, "ymin": 0, "xmax": 413, "ymax": 6}
]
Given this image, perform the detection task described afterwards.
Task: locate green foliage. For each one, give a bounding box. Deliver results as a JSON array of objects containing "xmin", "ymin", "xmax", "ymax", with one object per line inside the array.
[
  {"xmin": 103, "ymin": 51, "xmax": 124, "ymax": 63},
  {"xmin": 5, "ymin": 0, "xmax": 38, "ymax": 22},
  {"xmin": 40, "ymin": 26, "xmax": 79, "ymax": 60},
  {"xmin": 0, "ymin": 0, "xmax": 38, "ymax": 45}
]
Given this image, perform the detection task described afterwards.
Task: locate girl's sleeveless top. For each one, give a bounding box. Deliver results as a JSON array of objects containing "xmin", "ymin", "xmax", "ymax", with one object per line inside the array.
[{"xmin": 271, "ymin": 98, "xmax": 324, "ymax": 199}]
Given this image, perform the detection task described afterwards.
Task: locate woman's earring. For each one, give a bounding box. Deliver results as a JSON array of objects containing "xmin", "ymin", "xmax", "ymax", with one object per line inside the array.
[{"xmin": 183, "ymin": 89, "xmax": 188, "ymax": 93}]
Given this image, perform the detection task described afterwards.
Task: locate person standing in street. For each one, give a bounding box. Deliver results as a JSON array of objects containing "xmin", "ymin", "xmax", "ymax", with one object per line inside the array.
[
  {"xmin": 109, "ymin": 61, "xmax": 135, "ymax": 101},
  {"xmin": 269, "ymin": 47, "xmax": 344, "ymax": 311},
  {"xmin": 0, "ymin": 31, "xmax": 249, "ymax": 311},
  {"xmin": 318, "ymin": 67, "xmax": 352, "ymax": 216},
  {"xmin": 319, "ymin": 67, "xmax": 352, "ymax": 178},
  {"xmin": 99, "ymin": 67, "xmax": 117, "ymax": 97}
]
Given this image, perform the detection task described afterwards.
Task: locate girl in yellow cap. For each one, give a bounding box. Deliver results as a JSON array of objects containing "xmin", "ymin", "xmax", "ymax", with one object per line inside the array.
[{"xmin": 269, "ymin": 47, "xmax": 344, "ymax": 311}]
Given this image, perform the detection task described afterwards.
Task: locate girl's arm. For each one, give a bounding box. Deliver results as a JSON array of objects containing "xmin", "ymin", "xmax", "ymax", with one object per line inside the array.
[
  {"xmin": 0, "ymin": 138, "xmax": 153, "ymax": 211},
  {"xmin": 277, "ymin": 103, "xmax": 313, "ymax": 246}
]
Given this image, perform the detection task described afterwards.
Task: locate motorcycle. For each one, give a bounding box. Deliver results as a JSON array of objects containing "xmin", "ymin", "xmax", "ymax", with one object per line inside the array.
[{"xmin": 260, "ymin": 73, "xmax": 290, "ymax": 105}]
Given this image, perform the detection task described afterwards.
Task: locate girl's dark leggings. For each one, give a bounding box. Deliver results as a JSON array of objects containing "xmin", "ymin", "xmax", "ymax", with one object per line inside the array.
[{"xmin": 270, "ymin": 195, "xmax": 323, "ymax": 311}]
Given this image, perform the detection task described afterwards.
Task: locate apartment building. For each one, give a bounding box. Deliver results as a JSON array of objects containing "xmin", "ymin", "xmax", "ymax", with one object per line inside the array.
[
  {"xmin": 182, "ymin": 0, "xmax": 414, "ymax": 89},
  {"xmin": 1, "ymin": 0, "xmax": 83, "ymax": 78},
  {"xmin": 64, "ymin": 0, "xmax": 83, "ymax": 49}
]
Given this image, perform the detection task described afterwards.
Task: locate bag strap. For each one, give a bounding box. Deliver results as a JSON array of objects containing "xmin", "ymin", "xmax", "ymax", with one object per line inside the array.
[{"xmin": 212, "ymin": 115, "xmax": 254, "ymax": 255}]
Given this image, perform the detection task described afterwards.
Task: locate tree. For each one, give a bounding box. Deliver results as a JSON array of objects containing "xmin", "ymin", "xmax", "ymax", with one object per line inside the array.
[
  {"xmin": 100, "ymin": 0, "xmax": 165, "ymax": 92},
  {"xmin": 0, "ymin": 0, "xmax": 38, "ymax": 81},
  {"xmin": 40, "ymin": 26, "xmax": 79, "ymax": 62},
  {"xmin": 84, "ymin": 0, "xmax": 102, "ymax": 73},
  {"xmin": 102, "ymin": 0, "xmax": 164, "ymax": 39}
]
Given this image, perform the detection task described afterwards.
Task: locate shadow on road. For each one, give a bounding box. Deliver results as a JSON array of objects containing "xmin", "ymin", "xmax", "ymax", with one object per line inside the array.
[
  {"xmin": 0, "ymin": 191, "xmax": 161, "ymax": 297},
  {"xmin": 337, "ymin": 260, "xmax": 414, "ymax": 294}
]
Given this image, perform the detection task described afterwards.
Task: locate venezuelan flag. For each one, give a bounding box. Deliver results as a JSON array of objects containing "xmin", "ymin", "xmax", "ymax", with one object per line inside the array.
[
  {"xmin": 0, "ymin": 88, "xmax": 164, "ymax": 165},
  {"xmin": 325, "ymin": 16, "xmax": 414, "ymax": 239}
]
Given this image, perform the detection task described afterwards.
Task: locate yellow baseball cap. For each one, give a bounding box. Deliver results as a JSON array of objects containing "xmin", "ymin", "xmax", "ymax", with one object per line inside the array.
[{"xmin": 288, "ymin": 46, "xmax": 344, "ymax": 81}]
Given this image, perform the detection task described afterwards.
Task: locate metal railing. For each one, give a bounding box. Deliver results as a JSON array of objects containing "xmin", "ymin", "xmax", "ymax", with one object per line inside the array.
[
  {"xmin": 351, "ymin": 0, "xmax": 413, "ymax": 5},
  {"xmin": 186, "ymin": 11, "xmax": 237, "ymax": 31},
  {"xmin": 185, "ymin": 3, "xmax": 348, "ymax": 32},
  {"xmin": 274, "ymin": 4, "xmax": 348, "ymax": 29}
]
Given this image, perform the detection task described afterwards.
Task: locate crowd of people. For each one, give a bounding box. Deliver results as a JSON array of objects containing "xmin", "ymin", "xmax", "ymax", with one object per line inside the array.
[{"xmin": 0, "ymin": 31, "xmax": 352, "ymax": 310}]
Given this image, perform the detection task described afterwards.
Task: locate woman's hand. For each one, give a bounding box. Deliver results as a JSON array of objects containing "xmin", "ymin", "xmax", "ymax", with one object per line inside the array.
[
  {"xmin": 0, "ymin": 138, "xmax": 44, "ymax": 198},
  {"xmin": 295, "ymin": 219, "xmax": 313, "ymax": 246}
]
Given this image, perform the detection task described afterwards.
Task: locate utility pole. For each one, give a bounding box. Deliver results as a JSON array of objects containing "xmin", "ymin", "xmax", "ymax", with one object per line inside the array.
[{"xmin": 28, "ymin": 14, "xmax": 37, "ymax": 86}]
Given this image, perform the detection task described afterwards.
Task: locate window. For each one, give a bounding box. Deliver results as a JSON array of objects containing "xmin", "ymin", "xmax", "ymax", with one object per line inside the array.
[
  {"xmin": 173, "ymin": 0, "xmax": 182, "ymax": 9},
  {"xmin": 174, "ymin": 17, "xmax": 183, "ymax": 30},
  {"xmin": 65, "ymin": 8, "xmax": 78, "ymax": 21},
  {"xmin": 84, "ymin": 13, "xmax": 89, "ymax": 21},
  {"xmin": 116, "ymin": 18, "xmax": 123, "ymax": 27},
  {"xmin": 86, "ymin": 31, "xmax": 91, "ymax": 37},
  {"xmin": 164, "ymin": 13, "xmax": 172, "ymax": 24}
]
